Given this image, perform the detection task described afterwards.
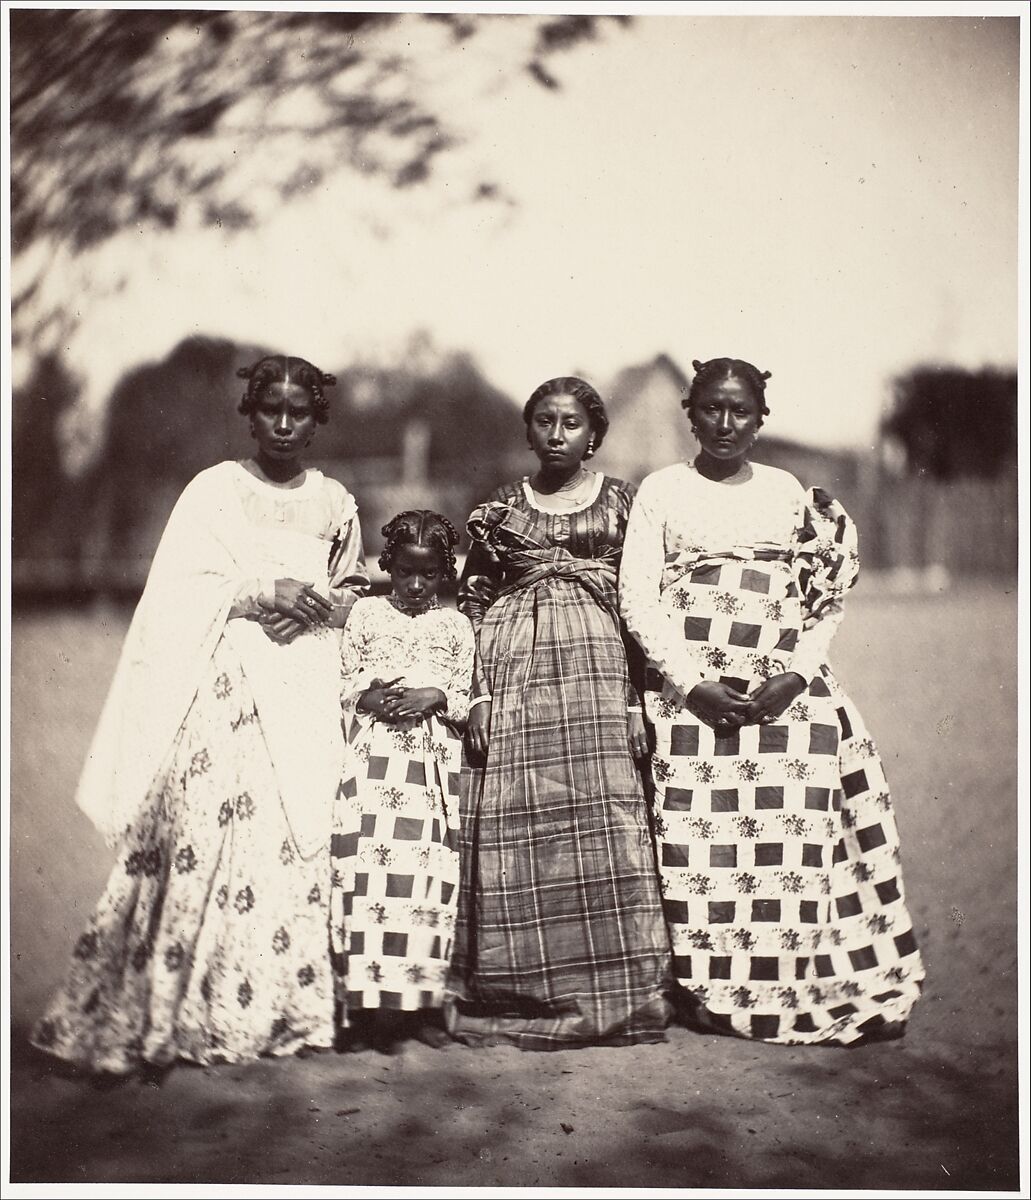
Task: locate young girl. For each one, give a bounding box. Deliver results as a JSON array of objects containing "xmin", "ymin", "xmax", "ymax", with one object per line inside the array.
[
  {"xmin": 331, "ymin": 511, "xmax": 474, "ymax": 1052},
  {"xmin": 32, "ymin": 354, "xmax": 369, "ymax": 1074}
]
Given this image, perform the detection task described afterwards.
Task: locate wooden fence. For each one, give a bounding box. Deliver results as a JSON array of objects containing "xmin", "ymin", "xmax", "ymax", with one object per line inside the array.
[
  {"xmin": 843, "ymin": 475, "xmax": 1017, "ymax": 578},
  {"xmin": 10, "ymin": 470, "xmax": 1019, "ymax": 602}
]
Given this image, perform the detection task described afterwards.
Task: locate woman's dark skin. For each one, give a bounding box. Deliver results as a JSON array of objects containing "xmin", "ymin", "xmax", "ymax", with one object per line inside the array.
[
  {"xmin": 687, "ymin": 376, "xmax": 806, "ymax": 731},
  {"xmin": 243, "ymin": 380, "xmax": 334, "ymax": 643},
  {"xmin": 467, "ymin": 392, "xmax": 649, "ymax": 763}
]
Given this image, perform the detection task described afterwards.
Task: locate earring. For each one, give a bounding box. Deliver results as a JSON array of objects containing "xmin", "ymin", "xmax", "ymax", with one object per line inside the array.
[
  {"xmin": 249, "ymin": 422, "xmax": 257, "ymax": 438},
  {"xmin": 584, "ymin": 437, "xmax": 595, "ymax": 460}
]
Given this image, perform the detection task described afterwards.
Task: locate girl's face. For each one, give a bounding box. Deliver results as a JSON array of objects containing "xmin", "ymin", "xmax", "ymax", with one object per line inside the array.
[
  {"xmin": 390, "ymin": 543, "xmax": 444, "ymax": 612},
  {"xmin": 251, "ymin": 381, "xmax": 317, "ymax": 464},
  {"xmin": 690, "ymin": 376, "xmax": 762, "ymax": 466},
  {"xmin": 527, "ymin": 393, "xmax": 593, "ymax": 470}
]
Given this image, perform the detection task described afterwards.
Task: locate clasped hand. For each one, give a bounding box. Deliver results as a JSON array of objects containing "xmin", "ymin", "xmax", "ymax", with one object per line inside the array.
[
  {"xmin": 359, "ymin": 679, "xmax": 446, "ymax": 723},
  {"xmin": 257, "ymin": 578, "xmax": 332, "ymax": 644},
  {"xmin": 687, "ymin": 673, "xmax": 806, "ymax": 732}
]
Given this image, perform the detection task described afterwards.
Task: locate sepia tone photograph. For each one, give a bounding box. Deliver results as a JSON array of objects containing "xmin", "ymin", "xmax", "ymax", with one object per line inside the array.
[{"xmin": 4, "ymin": 1, "xmax": 1025, "ymax": 1193}]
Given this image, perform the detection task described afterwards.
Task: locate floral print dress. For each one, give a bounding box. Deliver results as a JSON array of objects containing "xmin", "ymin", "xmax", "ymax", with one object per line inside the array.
[{"xmin": 32, "ymin": 466, "xmax": 368, "ymax": 1073}]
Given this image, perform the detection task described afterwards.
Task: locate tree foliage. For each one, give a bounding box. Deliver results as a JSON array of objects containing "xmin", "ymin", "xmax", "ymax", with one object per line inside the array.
[
  {"xmin": 10, "ymin": 9, "xmax": 627, "ymax": 258},
  {"xmin": 73, "ymin": 335, "xmax": 519, "ymax": 564},
  {"xmin": 883, "ymin": 365, "xmax": 1017, "ymax": 480}
]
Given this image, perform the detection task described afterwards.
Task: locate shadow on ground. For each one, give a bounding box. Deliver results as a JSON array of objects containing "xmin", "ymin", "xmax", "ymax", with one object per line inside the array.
[
  {"xmin": 10, "ymin": 1017, "xmax": 1018, "ymax": 1190},
  {"xmin": 9, "ymin": 590, "xmax": 1021, "ymax": 1189}
]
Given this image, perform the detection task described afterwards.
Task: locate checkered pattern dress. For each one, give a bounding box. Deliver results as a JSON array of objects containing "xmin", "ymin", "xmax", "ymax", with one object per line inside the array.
[
  {"xmin": 331, "ymin": 598, "xmax": 474, "ymax": 1017},
  {"xmin": 445, "ymin": 477, "xmax": 672, "ymax": 1050},
  {"xmin": 620, "ymin": 463, "xmax": 924, "ymax": 1045}
]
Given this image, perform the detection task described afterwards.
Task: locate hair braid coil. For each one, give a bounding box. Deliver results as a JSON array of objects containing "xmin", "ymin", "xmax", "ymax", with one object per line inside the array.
[
  {"xmin": 237, "ymin": 354, "xmax": 336, "ymax": 424},
  {"xmin": 683, "ymin": 356, "xmax": 772, "ymax": 423},
  {"xmin": 379, "ymin": 509, "xmax": 460, "ymax": 581}
]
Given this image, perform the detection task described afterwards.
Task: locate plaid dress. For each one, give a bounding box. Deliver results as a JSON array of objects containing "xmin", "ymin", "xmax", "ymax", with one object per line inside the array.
[
  {"xmin": 620, "ymin": 462, "xmax": 925, "ymax": 1044},
  {"xmin": 446, "ymin": 476, "xmax": 672, "ymax": 1049}
]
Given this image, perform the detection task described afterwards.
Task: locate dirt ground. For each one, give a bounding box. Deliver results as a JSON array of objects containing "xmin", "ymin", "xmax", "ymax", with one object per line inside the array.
[{"xmin": 6, "ymin": 583, "xmax": 1022, "ymax": 1190}]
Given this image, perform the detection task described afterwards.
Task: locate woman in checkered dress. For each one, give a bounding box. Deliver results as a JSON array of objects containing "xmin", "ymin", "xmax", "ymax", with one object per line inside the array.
[
  {"xmin": 445, "ymin": 378, "xmax": 672, "ymax": 1050},
  {"xmin": 332, "ymin": 511, "xmax": 474, "ymax": 1051},
  {"xmin": 619, "ymin": 357, "xmax": 924, "ymax": 1045}
]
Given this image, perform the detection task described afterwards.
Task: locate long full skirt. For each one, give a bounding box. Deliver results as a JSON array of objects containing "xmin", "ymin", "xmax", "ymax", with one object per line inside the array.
[
  {"xmin": 330, "ymin": 716, "xmax": 462, "ymax": 1016},
  {"xmin": 649, "ymin": 661, "xmax": 925, "ymax": 1044},
  {"xmin": 30, "ymin": 637, "xmax": 335, "ymax": 1074},
  {"xmin": 446, "ymin": 582, "xmax": 672, "ymax": 1050}
]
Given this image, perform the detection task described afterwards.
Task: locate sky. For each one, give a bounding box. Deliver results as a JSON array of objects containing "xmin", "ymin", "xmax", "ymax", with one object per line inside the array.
[{"xmin": 8, "ymin": 4, "xmax": 1024, "ymax": 459}]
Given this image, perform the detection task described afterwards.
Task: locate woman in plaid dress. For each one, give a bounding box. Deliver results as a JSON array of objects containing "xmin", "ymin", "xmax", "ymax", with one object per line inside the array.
[
  {"xmin": 619, "ymin": 357, "xmax": 924, "ymax": 1045},
  {"xmin": 445, "ymin": 378, "xmax": 672, "ymax": 1050}
]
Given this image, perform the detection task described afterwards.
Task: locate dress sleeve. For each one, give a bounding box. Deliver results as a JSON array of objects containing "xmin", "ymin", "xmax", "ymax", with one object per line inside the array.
[
  {"xmin": 609, "ymin": 480, "xmax": 646, "ymax": 713},
  {"xmin": 785, "ymin": 486, "xmax": 861, "ymax": 685},
  {"xmin": 459, "ymin": 539, "xmax": 501, "ymax": 707},
  {"xmin": 784, "ymin": 599, "xmax": 845, "ymax": 686},
  {"xmin": 618, "ymin": 477, "xmax": 705, "ymax": 697},
  {"xmin": 457, "ymin": 500, "xmax": 507, "ymax": 707},
  {"xmin": 339, "ymin": 601, "xmax": 373, "ymax": 712},
  {"xmin": 327, "ymin": 488, "xmax": 371, "ymax": 622},
  {"xmin": 457, "ymin": 535, "xmax": 504, "ymax": 631}
]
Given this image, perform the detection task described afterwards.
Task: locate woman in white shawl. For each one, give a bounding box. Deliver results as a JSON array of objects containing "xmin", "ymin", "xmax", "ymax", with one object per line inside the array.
[{"xmin": 32, "ymin": 354, "xmax": 369, "ymax": 1075}]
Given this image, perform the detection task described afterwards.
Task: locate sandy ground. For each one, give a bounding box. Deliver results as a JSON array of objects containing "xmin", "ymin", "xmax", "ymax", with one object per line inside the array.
[{"xmin": 7, "ymin": 584, "xmax": 1022, "ymax": 1190}]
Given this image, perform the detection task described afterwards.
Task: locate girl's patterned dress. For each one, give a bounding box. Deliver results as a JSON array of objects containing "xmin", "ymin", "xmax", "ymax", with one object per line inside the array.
[
  {"xmin": 446, "ymin": 475, "xmax": 672, "ymax": 1050},
  {"xmin": 32, "ymin": 464, "xmax": 368, "ymax": 1073},
  {"xmin": 331, "ymin": 597, "xmax": 474, "ymax": 1019},
  {"xmin": 620, "ymin": 461, "xmax": 925, "ymax": 1044}
]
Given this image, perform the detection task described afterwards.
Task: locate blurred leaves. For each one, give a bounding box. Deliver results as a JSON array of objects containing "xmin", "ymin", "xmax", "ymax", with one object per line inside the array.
[
  {"xmin": 10, "ymin": 9, "xmax": 627, "ymax": 255},
  {"xmin": 883, "ymin": 366, "xmax": 1017, "ymax": 480}
]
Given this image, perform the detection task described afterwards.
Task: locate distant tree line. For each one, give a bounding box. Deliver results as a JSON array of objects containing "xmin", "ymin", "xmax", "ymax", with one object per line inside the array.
[
  {"xmin": 883, "ymin": 365, "xmax": 1016, "ymax": 480},
  {"xmin": 12, "ymin": 336, "xmax": 519, "ymax": 583}
]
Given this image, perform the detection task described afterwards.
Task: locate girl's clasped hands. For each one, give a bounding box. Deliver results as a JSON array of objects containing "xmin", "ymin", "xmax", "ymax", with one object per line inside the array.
[{"xmin": 357, "ymin": 677, "xmax": 447, "ymax": 722}]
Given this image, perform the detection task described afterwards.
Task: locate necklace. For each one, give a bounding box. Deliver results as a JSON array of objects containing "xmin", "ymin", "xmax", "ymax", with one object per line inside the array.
[
  {"xmin": 530, "ymin": 469, "xmax": 592, "ymax": 500},
  {"xmin": 388, "ymin": 595, "xmax": 439, "ymax": 616}
]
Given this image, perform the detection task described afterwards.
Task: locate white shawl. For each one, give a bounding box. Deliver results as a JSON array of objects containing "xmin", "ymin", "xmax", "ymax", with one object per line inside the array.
[{"xmin": 77, "ymin": 462, "xmax": 347, "ymax": 859}]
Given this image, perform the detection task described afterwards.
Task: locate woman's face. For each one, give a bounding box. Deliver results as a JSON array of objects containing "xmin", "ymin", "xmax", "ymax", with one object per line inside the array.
[
  {"xmin": 690, "ymin": 376, "xmax": 762, "ymax": 465},
  {"xmin": 527, "ymin": 393, "xmax": 593, "ymax": 470},
  {"xmin": 389, "ymin": 543, "xmax": 443, "ymax": 612},
  {"xmin": 251, "ymin": 381, "xmax": 317, "ymax": 463}
]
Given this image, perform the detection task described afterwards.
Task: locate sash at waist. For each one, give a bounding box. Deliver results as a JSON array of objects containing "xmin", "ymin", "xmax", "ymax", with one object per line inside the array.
[
  {"xmin": 497, "ymin": 550, "xmax": 619, "ymax": 614},
  {"xmin": 661, "ymin": 544, "xmax": 793, "ymax": 592}
]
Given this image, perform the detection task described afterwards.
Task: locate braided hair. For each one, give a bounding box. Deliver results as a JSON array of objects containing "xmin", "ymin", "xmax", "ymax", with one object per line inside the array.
[
  {"xmin": 237, "ymin": 355, "xmax": 337, "ymax": 425},
  {"xmin": 683, "ymin": 358, "xmax": 772, "ymax": 426},
  {"xmin": 379, "ymin": 510, "xmax": 460, "ymax": 581},
  {"xmin": 523, "ymin": 376, "xmax": 609, "ymax": 455}
]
